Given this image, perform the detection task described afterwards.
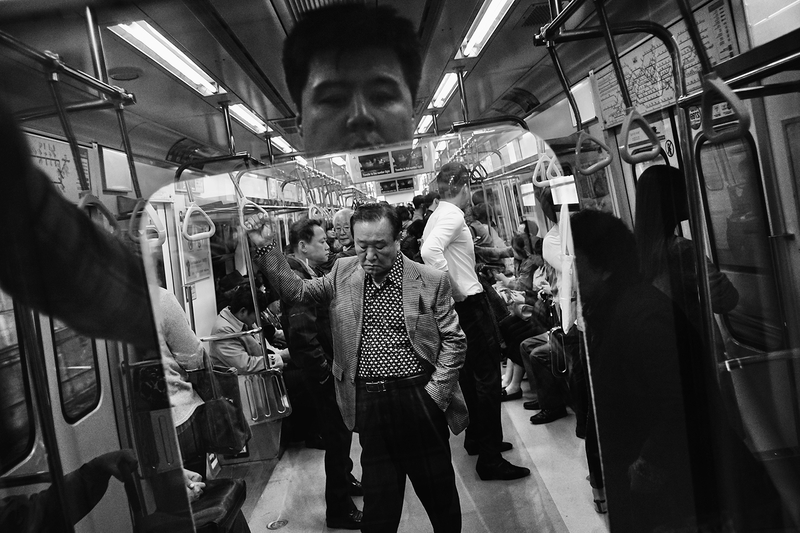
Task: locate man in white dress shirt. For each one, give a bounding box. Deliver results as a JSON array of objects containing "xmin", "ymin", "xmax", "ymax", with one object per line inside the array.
[{"xmin": 421, "ymin": 162, "xmax": 530, "ymax": 481}]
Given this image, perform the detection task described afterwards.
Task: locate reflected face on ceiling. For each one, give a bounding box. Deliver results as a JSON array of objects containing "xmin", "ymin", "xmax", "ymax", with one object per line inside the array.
[{"xmin": 299, "ymin": 47, "xmax": 415, "ymax": 154}]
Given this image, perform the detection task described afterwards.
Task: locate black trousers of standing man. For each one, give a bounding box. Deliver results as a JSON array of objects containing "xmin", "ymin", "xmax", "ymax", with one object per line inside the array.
[
  {"xmin": 303, "ymin": 373, "xmax": 358, "ymax": 521},
  {"xmin": 356, "ymin": 375, "xmax": 461, "ymax": 533},
  {"xmin": 454, "ymin": 292, "xmax": 504, "ymax": 465}
]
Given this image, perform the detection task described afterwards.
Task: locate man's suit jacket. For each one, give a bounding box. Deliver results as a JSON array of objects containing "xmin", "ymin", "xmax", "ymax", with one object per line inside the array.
[{"xmin": 256, "ymin": 248, "xmax": 469, "ymax": 434}]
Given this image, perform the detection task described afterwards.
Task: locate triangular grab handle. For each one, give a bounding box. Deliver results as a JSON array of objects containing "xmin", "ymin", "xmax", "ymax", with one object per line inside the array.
[
  {"xmin": 182, "ymin": 202, "xmax": 216, "ymax": 242},
  {"xmin": 130, "ymin": 199, "xmax": 167, "ymax": 246},
  {"xmin": 532, "ymin": 154, "xmax": 553, "ymax": 188},
  {"xmin": 575, "ymin": 131, "xmax": 613, "ymax": 176},
  {"xmin": 238, "ymin": 198, "xmax": 269, "ymax": 230},
  {"xmin": 620, "ymin": 107, "xmax": 661, "ymax": 164},
  {"xmin": 78, "ymin": 193, "xmax": 120, "ymax": 232},
  {"xmin": 701, "ymin": 73, "xmax": 751, "ymax": 144},
  {"xmin": 308, "ymin": 205, "xmax": 324, "ymax": 220}
]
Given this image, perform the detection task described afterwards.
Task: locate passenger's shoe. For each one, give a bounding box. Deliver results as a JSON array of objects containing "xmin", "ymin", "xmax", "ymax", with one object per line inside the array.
[
  {"xmin": 575, "ymin": 422, "xmax": 586, "ymax": 439},
  {"xmin": 465, "ymin": 441, "xmax": 513, "ymax": 456},
  {"xmin": 326, "ymin": 509, "xmax": 363, "ymax": 530},
  {"xmin": 347, "ymin": 473, "xmax": 363, "ymax": 496},
  {"xmin": 476, "ymin": 458, "xmax": 531, "ymax": 481},
  {"xmin": 529, "ymin": 407, "xmax": 568, "ymax": 425},
  {"xmin": 523, "ymin": 400, "xmax": 540, "ymax": 411},
  {"xmin": 500, "ymin": 389, "xmax": 522, "ymax": 401}
]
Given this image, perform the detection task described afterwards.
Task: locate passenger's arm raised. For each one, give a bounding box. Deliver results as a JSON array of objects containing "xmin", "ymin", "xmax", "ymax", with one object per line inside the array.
[{"xmin": 244, "ymin": 213, "xmax": 334, "ymax": 306}]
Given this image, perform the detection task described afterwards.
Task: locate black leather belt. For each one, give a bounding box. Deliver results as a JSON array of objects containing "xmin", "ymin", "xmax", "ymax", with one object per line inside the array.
[{"xmin": 357, "ymin": 372, "xmax": 429, "ymax": 393}]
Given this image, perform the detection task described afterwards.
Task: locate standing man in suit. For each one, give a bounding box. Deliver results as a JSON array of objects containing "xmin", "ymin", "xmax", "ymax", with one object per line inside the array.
[
  {"xmin": 245, "ymin": 203, "xmax": 466, "ymax": 533},
  {"xmin": 421, "ymin": 163, "xmax": 530, "ymax": 481}
]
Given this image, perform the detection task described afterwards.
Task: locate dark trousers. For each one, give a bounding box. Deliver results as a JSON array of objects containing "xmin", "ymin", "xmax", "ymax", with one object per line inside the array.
[
  {"xmin": 355, "ymin": 382, "xmax": 461, "ymax": 533},
  {"xmin": 520, "ymin": 334, "xmax": 569, "ymax": 410},
  {"xmin": 454, "ymin": 293, "xmax": 503, "ymax": 464},
  {"xmin": 302, "ymin": 372, "xmax": 356, "ymax": 519}
]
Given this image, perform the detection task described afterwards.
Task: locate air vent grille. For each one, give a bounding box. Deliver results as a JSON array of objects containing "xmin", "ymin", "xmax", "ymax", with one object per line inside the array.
[
  {"xmin": 270, "ymin": 118, "xmax": 300, "ymax": 135},
  {"xmin": 286, "ymin": 0, "xmax": 367, "ymax": 21},
  {"xmin": 517, "ymin": 1, "xmax": 562, "ymax": 29}
]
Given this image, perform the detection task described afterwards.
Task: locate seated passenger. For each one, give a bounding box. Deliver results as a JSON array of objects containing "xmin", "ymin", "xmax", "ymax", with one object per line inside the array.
[{"xmin": 209, "ymin": 287, "xmax": 288, "ymax": 372}]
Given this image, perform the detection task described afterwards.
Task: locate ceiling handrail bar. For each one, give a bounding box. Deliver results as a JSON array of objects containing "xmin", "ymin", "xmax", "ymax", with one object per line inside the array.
[
  {"xmin": 675, "ymin": 0, "xmax": 750, "ymax": 143},
  {"xmin": 537, "ymin": 0, "xmax": 589, "ymax": 42},
  {"xmin": 0, "ymin": 30, "xmax": 135, "ymax": 104}
]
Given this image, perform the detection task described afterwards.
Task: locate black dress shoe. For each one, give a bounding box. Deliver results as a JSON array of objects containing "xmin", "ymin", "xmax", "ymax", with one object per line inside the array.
[
  {"xmin": 476, "ymin": 458, "xmax": 531, "ymax": 481},
  {"xmin": 326, "ymin": 508, "xmax": 363, "ymax": 530},
  {"xmin": 529, "ymin": 407, "xmax": 568, "ymax": 425},
  {"xmin": 500, "ymin": 389, "xmax": 522, "ymax": 402},
  {"xmin": 465, "ymin": 441, "xmax": 513, "ymax": 456},
  {"xmin": 347, "ymin": 473, "xmax": 363, "ymax": 496},
  {"xmin": 523, "ymin": 400, "xmax": 540, "ymax": 411}
]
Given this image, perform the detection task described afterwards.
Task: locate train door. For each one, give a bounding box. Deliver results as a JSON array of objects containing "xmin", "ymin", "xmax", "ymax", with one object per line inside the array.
[{"xmin": 36, "ymin": 317, "xmax": 132, "ymax": 532}]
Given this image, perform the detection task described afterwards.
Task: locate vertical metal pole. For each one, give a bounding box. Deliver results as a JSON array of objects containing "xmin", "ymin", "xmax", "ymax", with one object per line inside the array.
[
  {"xmin": 18, "ymin": 309, "xmax": 75, "ymax": 532},
  {"xmin": 264, "ymin": 133, "xmax": 275, "ymax": 164},
  {"xmin": 675, "ymin": 0, "xmax": 713, "ymax": 75},
  {"xmin": 85, "ymin": 6, "xmax": 108, "ymax": 85},
  {"xmin": 47, "ymin": 72, "xmax": 90, "ymax": 191},
  {"xmin": 547, "ymin": 42, "xmax": 583, "ymax": 128},
  {"xmin": 114, "ymin": 105, "xmax": 142, "ymax": 198},
  {"xmin": 593, "ymin": 0, "xmax": 633, "ymax": 108},
  {"xmin": 220, "ymin": 101, "xmax": 236, "ymax": 155},
  {"xmin": 184, "ymin": 286, "xmax": 196, "ymax": 331},
  {"xmin": 456, "ymin": 68, "xmax": 469, "ymax": 123},
  {"xmin": 432, "ymin": 112, "xmax": 440, "ymax": 136}
]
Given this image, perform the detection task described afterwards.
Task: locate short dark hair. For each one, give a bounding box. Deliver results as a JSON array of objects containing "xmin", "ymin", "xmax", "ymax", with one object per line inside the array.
[
  {"xmin": 434, "ymin": 163, "xmax": 471, "ymax": 199},
  {"xmin": 472, "ymin": 203, "xmax": 488, "ymax": 223},
  {"xmin": 282, "ymin": 5, "xmax": 422, "ymax": 112},
  {"xmin": 289, "ymin": 218, "xmax": 322, "ymax": 253},
  {"xmin": 424, "ymin": 191, "xmax": 440, "ymax": 205},
  {"xmin": 230, "ymin": 285, "xmax": 267, "ymax": 314},
  {"xmin": 395, "ymin": 205, "xmax": 411, "ymax": 222},
  {"xmin": 571, "ymin": 209, "xmax": 640, "ymax": 285},
  {"xmin": 412, "ymin": 195, "xmax": 425, "ymax": 209},
  {"xmin": 351, "ymin": 202, "xmax": 402, "ymax": 240}
]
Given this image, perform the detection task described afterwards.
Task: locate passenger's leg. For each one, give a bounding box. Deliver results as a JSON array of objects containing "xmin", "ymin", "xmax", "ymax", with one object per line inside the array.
[
  {"xmin": 455, "ymin": 294, "xmax": 503, "ymax": 462},
  {"xmin": 356, "ymin": 389, "xmax": 406, "ymax": 533},
  {"xmin": 304, "ymin": 373, "xmax": 357, "ymax": 520},
  {"xmin": 402, "ymin": 385, "xmax": 461, "ymax": 533}
]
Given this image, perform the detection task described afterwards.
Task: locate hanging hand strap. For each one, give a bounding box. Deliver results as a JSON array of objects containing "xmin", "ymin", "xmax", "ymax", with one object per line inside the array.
[
  {"xmin": 78, "ymin": 193, "xmax": 120, "ymax": 232},
  {"xmin": 701, "ymin": 73, "xmax": 751, "ymax": 144},
  {"xmin": 575, "ymin": 130, "xmax": 613, "ymax": 175},
  {"xmin": 620, "ymin": 107, "xmax": 661, "ymax": 164},
  {"xmin": 182, "ymin": 202, "xmax": 216, "ymax": 242},
  {"xmin": 130, "ymin": 200, "xmax": 167, "ymax": 246}
]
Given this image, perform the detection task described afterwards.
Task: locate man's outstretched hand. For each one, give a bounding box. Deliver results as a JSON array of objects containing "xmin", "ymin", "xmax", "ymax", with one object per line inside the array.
[{"xmin": 243, "ymin": 212, "xmax": 274, "ymax": 247}]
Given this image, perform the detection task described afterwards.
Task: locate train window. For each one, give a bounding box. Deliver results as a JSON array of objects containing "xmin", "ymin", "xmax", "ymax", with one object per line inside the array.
[
  {"xmin": 0, "ymin": 290, "xmax": 35, "ymax": 475},
  {"xmin": 696, "ymin": 134, "xmax": 785, "ymax": 351},
  {"xmin": 50, "ymin": 318, "xmax": 101, "ymax": 422}
]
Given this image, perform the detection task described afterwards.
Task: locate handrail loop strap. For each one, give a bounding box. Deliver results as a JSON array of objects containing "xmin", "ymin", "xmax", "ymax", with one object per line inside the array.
[
  {"xmin": 78, "ymin": 193, "xmax": 120, "ymax": 232},
  {"xmin": 701, "ymin": 73, "xmax": 751, "ymax": 144},
  {"xmin": 182, "ymin": 202, "xmax": 216, "ymax": 242},
  {"xmin": 575, "ymin": 130, "xmax": 613, "ymax": 175},
  {"xmin": 619, "ymin": 107, "xmax": 661, "ymax": 164},
  {"xmin": 130, "ymin": 200, "xmax": 167, "ymax": 246}
]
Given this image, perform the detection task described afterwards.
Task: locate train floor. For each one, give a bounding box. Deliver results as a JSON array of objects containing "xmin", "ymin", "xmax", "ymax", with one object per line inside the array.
[{"xmin": 221, "ymin": 378, "xmax": 609, "ymax": 532}]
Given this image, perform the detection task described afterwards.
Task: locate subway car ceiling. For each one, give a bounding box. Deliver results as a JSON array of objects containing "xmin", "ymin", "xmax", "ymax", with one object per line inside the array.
[{"xmin": 0, "ymin": 0, "xmax": 709, "ymax": 170}]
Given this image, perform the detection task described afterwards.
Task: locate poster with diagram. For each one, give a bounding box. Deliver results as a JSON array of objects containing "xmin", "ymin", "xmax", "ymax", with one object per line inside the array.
[
  {"xmin": 26, "ymin": 133, "xmax": 91, "ymax": 202},
  {"xmin": 595, "ymin": 0, "xmax": 738, "ymax": 129}
]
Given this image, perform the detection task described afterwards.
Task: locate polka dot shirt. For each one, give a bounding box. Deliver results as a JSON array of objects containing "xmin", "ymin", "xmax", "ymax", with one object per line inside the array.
[{"xmin": 357, "ymin": 256, "xmax": 424, "ymax": 379}]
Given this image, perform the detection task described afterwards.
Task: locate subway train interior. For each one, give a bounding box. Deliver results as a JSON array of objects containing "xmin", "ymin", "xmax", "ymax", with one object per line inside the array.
[{"xmin": 1, "ymin": 0, "xmax": 800, "ymax": 531}]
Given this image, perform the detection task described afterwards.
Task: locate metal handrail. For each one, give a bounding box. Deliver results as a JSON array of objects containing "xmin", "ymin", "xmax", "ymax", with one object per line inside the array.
[{"xmin": 199, "ymin": 327, "xmax": 262, "ymax": 343}]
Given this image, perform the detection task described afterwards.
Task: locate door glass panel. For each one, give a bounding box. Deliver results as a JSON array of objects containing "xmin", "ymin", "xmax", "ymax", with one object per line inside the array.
[
  {"xmin": 51, "ymin": 317, "xmax": 100, "ymax": 422},
  {"xmin": 0, "ymin": 290, "xmax": 34, "ymax": 475},
  {"xmin": 697, "ymin": 135, "xmax": 785, "ymax": 351}
]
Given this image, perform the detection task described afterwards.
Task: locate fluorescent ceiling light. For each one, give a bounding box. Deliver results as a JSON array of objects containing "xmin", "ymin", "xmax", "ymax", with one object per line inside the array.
[
  {"xmin": 457, "ymin": 0, "xmax": 516, "ymax": 59},
  {"xmin": 295, "ymin": 155, "xmax": 307, "ymax": 165},
  {"xmin": 428, "ymin": 73, "xmax": 459, "ymax": 109},
  {"xmin": 109, "ymin": 20, "xmax": 225, "ymax": 97},
  {"xmin": 415, "ymin": 115, "xmax": 434, "ymax": 134},
  {"xmin": 271, "ymin": 136, "xmax": 294, "ymax": 153},
  {"xmin": 229, "ymin": 104, "xmax": 270, "ymax": 135},
  {"xmin": 332, "ymin": 156, "xmax": 347, "ymax": 167}
]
